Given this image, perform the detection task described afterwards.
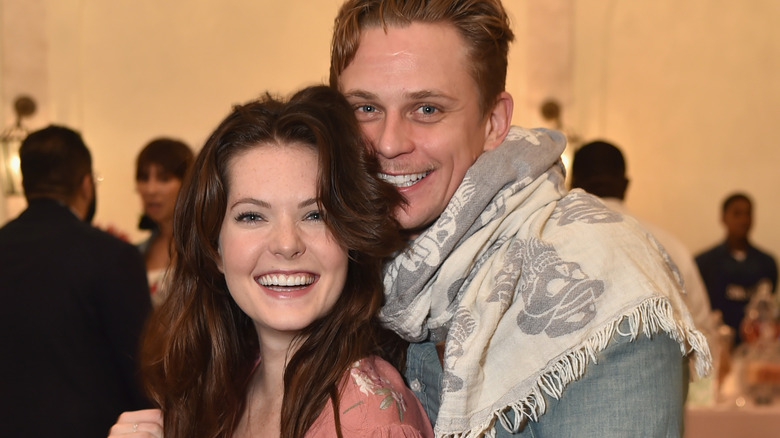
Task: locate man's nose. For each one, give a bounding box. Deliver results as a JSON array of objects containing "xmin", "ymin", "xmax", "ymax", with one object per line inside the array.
[{"xmin": 373, "ymin": 113, "xmax": 414, "ymax": 159}]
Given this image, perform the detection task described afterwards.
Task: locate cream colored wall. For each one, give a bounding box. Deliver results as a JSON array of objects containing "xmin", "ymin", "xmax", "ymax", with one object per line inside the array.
[
  {"xmin": 1, "ymin": 0, "xmax": 779, "ymax": 260},
  {"xmin": 2, "ymin": 0, "xmax": 346, "ymax": 243},
  {"xmin": 570, "ymin": 1, "xmax": 780, "ymax": 257}
]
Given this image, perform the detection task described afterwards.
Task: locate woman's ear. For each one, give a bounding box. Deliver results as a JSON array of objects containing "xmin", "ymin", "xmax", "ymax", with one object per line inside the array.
[
  {"xmin": 216, "ymin": 243, "xmax": 224, "ymax": 273},
  {"xmin": 482, "ymin": 91, "xmax": 514, "ymax": 152}
]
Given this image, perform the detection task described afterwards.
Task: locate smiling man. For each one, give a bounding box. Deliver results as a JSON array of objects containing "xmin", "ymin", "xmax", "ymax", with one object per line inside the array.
[
  {"xmin": 330, "ymin": 1, "xmax": 711, "ymax": 437},
  {"xmin": 336, "ymin": 21, "xmax": 506, "ymax": 234}
]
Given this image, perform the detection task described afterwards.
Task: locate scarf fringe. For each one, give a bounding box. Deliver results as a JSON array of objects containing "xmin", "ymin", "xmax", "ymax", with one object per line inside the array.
[{"xmin": 436, "ymin": 297, "xmax": 712, "ymax": 438}]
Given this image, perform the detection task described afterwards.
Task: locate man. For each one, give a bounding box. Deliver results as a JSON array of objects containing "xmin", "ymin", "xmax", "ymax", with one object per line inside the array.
[
  {"xmin": 0, "ymin": 125, "xmax": 152, "ymax": 437},
  {"xmin": 330, "ymin": 1, "xmax": 710, "ymax": 436},
  {"xmin": 570, "ymin": 140, "xmax": 716, "ymax": 345},
  {"xmin": 696, "ymin": 192, "xmax": 778, "ymax": 344}
]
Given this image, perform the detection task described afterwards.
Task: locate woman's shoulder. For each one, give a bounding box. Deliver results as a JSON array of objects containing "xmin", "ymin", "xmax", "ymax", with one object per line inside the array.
[{"xmin": 306, "ymin": 356, "xmax": 433, "ymax": 437}]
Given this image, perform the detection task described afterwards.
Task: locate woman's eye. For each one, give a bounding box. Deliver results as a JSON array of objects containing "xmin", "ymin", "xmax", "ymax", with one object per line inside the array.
[{"xmin": 235, "ymin": 212, "xmax": 263, "ymax": 223}]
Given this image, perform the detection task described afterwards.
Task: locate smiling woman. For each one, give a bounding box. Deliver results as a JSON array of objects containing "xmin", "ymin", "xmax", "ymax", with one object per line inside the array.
[
  {"xmin": 108, "ymin": 85, "xmax": 432, "ymax": 438},
  {"xmin": 218, "ymin": 142, "xmax": 349, "ymax": 337}
]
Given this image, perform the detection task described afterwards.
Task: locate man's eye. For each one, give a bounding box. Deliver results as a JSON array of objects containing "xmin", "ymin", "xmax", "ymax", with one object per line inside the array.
[
  {"xmin": 416, "ymin": 105, "xmax": 438, "ymax": 115},
  {"xmin": 305, "ymin": 211, "xmax": 323, "ymax": 221},
  {"xmin": 356, "ymin": 104, "xmax": 376, "ymax": 113}
]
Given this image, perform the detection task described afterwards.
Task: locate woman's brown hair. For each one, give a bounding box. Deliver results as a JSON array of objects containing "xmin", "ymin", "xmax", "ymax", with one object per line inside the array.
[{"xmin": 140, "ymin": 85, "xmax": 406, "ymax": 437}]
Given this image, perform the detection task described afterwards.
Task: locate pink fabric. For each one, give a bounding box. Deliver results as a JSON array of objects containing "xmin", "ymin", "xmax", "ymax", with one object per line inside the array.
[{"xmin": 306, "ymin": 356, "xmax": 434, "ymax": 437}]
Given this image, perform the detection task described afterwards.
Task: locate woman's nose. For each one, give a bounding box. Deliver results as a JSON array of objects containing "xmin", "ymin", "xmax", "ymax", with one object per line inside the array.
[{"xmin": 269, "ymin": 221, "xmax": 304, "ymax": 259}]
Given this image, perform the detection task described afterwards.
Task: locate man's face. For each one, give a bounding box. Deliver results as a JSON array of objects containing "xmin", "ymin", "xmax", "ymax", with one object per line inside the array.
[
  {"xmin": 723, "ymin": 198, "xmax": 752, "ymax": 240},
  {"xmin": 338, "ymin": 22, "xmax": 493, "ymax": 232}
]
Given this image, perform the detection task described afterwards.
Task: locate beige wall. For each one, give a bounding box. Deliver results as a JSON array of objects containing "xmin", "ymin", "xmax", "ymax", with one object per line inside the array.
[
  {"xmin": 569, "ymin": 1, "xmax": 780, "ymax": 257},
  {"xmin": 2, "ymin": 0, "xmax": 779, "ymax": 260}
]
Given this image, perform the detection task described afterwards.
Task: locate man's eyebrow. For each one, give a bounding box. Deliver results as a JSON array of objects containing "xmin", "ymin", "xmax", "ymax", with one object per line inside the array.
[
  {"xmin": 342, "ymin": 90, "xmax": 377, "ymax": 100},
  {"xmin": 344, "ymin": 89, "xmax": 454, "ymax": 102},
  {"xmin": 407, "ymin": 90, "xmax": 451, "ymax": 101}
]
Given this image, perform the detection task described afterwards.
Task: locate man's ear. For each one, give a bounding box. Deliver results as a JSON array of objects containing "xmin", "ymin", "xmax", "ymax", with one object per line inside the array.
[
  {"xmin": 79, "ymin": 173, "xmax": 93, "ymax": 200},
  {"xmin": 483, "ymin": 91, "xmax": 514, "ymax": 152}
]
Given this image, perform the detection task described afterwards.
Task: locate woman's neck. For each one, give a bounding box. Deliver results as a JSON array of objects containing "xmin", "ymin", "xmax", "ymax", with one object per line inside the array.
[
  {"xmin": 156, "ymin": 219, "xmax": 174, "ymax": 240},
  {"xmin": 256, "ymin": 334, "xmax": 296, "ymax": 392},
  {"xmin": 145, "ymin": 221, "xmax": 174, "ymax": 272},
  {"xmin": 235, "ymin": 331, "xmax": 301, "ymax": 437}
]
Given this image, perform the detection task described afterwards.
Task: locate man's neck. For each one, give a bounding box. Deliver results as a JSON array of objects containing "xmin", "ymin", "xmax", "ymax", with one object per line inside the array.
[
  {"xmin": 28, "ymin": 195, "xmax": 82, "ymax": 219},
  {"xmin": 727, "ymin": 236, "xmax": 749, "ymax": 253}
]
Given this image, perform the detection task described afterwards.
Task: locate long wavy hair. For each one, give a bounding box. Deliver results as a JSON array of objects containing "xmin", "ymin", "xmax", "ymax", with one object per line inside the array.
[{"xmin": 140, "ymin": 85, "xmax": 406, "ymax": 438}]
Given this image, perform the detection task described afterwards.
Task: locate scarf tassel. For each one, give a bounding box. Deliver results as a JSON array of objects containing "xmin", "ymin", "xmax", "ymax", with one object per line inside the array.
[{"xmin": 437, "ymin": 297, "xmax": 712, "ymax": 438}]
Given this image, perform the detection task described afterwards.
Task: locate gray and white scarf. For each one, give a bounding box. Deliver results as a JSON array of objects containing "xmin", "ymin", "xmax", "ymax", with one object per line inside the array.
[{"xmin": 380, "ymin": 127, "xmax": 711, "ymax": 437}]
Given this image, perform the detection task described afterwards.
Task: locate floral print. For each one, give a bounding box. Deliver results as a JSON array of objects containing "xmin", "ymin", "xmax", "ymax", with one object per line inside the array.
[{"xmin": 345, "ymin": 359, "xmax": 407, "ymax": 422}]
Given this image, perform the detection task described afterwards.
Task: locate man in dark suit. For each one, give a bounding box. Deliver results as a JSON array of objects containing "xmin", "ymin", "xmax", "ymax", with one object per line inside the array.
[{"xmin": 0, "ymin": 125, "xmax": 152, "ymax": 437}]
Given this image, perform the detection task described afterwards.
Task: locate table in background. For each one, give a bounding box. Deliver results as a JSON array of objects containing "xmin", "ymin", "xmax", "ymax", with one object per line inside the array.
[{"xmin": 685, "ymin": 403, "xmax": 780, "ymax": 438}]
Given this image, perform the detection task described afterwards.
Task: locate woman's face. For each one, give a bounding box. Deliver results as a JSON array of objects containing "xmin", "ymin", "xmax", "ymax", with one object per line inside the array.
[
  {"xmin": 217, "ymin": 142, "xmax": 349, "ymax": 341},
  {"xmin": 136, "ymin": 164, "xmax": 182, "ymax": 226}
]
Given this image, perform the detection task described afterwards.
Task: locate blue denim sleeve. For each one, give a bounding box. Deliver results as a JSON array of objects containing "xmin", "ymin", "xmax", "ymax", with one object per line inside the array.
[
  {"xmin": 405, "ymin": 320, "xmax": 687, "ymax": 437},
  {"xmin": 498, "ymin": 318, "xmax": 688, "ymax": 438},
  {"xmin": 405, "ymin": 341, "xmax": 443, "ymax": 428}
]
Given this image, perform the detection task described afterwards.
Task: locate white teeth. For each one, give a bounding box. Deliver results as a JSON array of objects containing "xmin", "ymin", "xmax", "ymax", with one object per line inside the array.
[
  {"xmin": 257, "ymin": 273, "xmax": 314, "ymax": 287},
  {"xmin": 379, "ymin": 171, "xmax": 430, "ymax": 187}
]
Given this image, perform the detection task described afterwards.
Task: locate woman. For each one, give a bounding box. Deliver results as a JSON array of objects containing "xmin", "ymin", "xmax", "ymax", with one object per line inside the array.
[
  {"xmin": 135, "ymin": 138, "xmax": 194, "ymax": 305},
  {"xmin": 109, "ymin": 86, "xmax": 432, "ymax": 437}
]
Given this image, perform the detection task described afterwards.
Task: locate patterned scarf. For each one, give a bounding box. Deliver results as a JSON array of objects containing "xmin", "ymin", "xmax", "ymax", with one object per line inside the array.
[{"xmin": 380, "ymin": 127, "xmax": 711, "ymax": 437}]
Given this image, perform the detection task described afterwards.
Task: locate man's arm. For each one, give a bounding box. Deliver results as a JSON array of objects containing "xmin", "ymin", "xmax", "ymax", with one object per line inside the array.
[{"xmin": 501, "ymin": 319, "xmax": 687, "ymax": 437}]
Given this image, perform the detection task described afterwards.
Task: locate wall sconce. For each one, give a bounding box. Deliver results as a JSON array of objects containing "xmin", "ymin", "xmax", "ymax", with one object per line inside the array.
[{"xmin": 1, "ymin": 96, "xmax": 36, "ymax": 196}]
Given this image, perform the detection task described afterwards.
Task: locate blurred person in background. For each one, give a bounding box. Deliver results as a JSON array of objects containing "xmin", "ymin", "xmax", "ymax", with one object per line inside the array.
[
  {"xmin": 135, "ymin": 138, "xmax": 194, "ymax": 306},
  {"xmin": 696, "ymin": 192, "xmax": 778, "ymax": 345},
  {"xmin": 0, "ymin": 125, "xmax": 151, "ymax": 437},
  {"xmin": 570, "ymin": 140, "xmax": 717, "ymax": 344}
]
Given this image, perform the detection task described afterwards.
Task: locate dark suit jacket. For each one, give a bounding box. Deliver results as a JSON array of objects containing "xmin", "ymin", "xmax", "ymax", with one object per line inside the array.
[{"xmin": 0, "ymin": 198, "xmax": 153, "ymax": 437}]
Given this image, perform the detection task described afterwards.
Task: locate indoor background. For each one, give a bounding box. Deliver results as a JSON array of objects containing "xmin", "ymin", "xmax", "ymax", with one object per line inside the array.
[{"xmin": 1, "ymin": 0, "xmax": 778, "ymax": 259}]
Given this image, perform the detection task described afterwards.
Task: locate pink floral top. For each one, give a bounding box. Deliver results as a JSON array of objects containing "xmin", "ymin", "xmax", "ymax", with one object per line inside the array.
[{"xmin": 305, "ymin": 356, "xmax": 434, "ymax": 437}]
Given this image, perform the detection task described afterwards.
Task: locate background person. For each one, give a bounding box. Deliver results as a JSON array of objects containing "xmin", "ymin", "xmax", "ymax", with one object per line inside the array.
[
  {"xmin": 135, "ymin": 138, "xmax": 194, "ymax": 305},
  {"xmin": 570, "ymin": 139, "xmax": 717, "ymax": 345},
  {"xmin": 0, "ymin": 125, "xmax": 152, "ymax": 438},
  {"xmin": 696, "ymin": 192, "xmax": 778, "ymax": 345},
  {"xmin": 109, "ymin": 86, "xmax": 432, "ymax": 437},
  {"xmin": 330, "ymin": 0, "xmax": 710, "ymax": 436}
]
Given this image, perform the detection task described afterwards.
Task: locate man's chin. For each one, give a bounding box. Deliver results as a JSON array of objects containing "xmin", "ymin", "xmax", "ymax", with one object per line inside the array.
[{"xmin": 394, "ymin": 210, "xmax": 439, "ymax": 239}]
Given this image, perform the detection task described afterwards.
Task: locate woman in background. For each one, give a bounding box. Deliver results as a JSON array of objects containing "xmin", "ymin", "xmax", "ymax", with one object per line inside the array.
[
  {"xmin": 108, "ymin": 86, "xmax": 431, "ymax": 437},
  {"xmin": 135, "ymin": 138, "xmax": 194, "ymax": 305}
]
